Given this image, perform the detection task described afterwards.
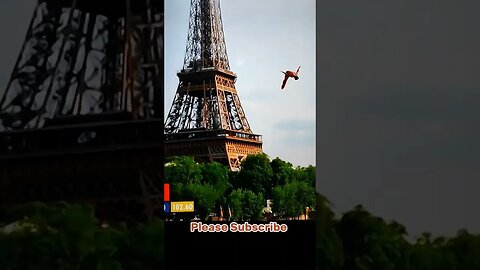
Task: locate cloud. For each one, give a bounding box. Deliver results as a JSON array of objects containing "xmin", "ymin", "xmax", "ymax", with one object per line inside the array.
[
  {"xmin": 273, "ymin": 119, "xmax": 315, "ymax": 147},
  {"xmin": 274, "ymin": 119, "xmax": 315, "ymax": 131},
  {"xmin": 234, "ymin": 58, "xmax": 246, "ymax": 67}
]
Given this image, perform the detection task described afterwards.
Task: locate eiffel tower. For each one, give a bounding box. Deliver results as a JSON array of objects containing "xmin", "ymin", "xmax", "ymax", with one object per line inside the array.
[
  {"xmin": 0, "ymin": 0, "xmax": 164, "ymax": 221},
  {"xmin": 165, "ymin": 0, "xmax": 263, "ymax": 171}
]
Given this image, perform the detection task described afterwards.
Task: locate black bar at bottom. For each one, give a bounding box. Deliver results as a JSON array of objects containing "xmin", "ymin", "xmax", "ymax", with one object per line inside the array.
[{"xmin": 165, "ymin": 220, "xmax": 315, "ymax": 270}]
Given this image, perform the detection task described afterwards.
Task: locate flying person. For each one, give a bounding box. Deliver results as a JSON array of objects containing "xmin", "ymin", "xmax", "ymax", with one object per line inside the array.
[{"xmin": 281, "ymin": 66, "xmax": 301, "ymax": 89}]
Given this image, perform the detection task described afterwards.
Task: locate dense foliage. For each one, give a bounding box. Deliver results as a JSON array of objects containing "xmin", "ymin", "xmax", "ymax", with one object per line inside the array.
[
  {"xmin": 316, "ymin": 193, "xmax": 480, "ymax": 270},
  {"xmin": 165, "ymin": 154, "xmax": 316, "ymax": 221},
  {"xmin": 0, "ymin": 202, "xmax": 164, "ymax": 270},
  {"xmin": 2, "ymin": 155, "xmax": 478, "ymax": 269}
]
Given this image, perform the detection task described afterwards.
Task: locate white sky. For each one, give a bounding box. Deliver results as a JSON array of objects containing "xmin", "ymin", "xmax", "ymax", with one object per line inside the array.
[
  {"xmin": 0, "ymin": 0, "xmax": 316, "ymax": 167},
  {"xmin": 165, "ymin": 0, "xmax": 316, "ymax": 167}
]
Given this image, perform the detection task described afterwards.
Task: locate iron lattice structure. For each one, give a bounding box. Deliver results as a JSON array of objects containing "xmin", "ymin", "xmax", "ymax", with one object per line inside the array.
[
  {"xmin": 165, "ymin": 0, "xmax": 262, "ymax": 171},
  {"xmin": 0, "ymin": 0, "xmax": 163, "ymax": 130},
  {"xmin": 0, "ymin": 0, "xmax": 164, "ymax": 222}
]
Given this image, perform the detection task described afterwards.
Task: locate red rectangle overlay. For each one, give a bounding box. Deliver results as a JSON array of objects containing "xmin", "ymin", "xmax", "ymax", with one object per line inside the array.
[{"xmin": 164, "ymin": 183, "xmax": 170, "ymax": 202}]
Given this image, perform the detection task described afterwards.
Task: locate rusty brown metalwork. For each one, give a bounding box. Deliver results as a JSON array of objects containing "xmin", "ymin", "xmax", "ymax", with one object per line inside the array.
[
  {"xmin": 165, "ymin": 0, "xmax": 262, "ymax": 171},
  {"xmin": 0, "ymin": 0, "xmax": 163, "ymax": 131},
  {"xmin": 0, "ymin": 0, "xmax": 165, "ymax": 222}
]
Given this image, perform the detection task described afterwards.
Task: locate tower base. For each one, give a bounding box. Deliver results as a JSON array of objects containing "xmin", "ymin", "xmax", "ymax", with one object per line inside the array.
[
  {"xmin": 0, "ymin": 119, "xmax": 164, "ymax": 222},
  {"xmin": 165, "ymin": 129, "xmax": 262, "ymax": 171}
]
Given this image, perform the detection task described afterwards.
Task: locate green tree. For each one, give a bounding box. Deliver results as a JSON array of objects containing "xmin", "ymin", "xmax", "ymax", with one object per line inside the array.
[
  {"xmin": 235, "ymin": 153, "xmax": 273, "ymax": 198},
  {"xmin": 165, "ymin": 156, "xmax": 202, "ymax": 185},
  {"xmin": 294, "ymin": 165, "xmax": 316, "ymax": 188},
  {"xmin": 315, "ymin": 193, "xmax": 344, "ymax": 270},
  {"xmin": 124, "ymin": 218, "xmax": 165, "ymax": 270},
  {"xmin": 200, "ymin": 161, "xmax": 232, "ymax": 207},
  {"xmin": 271, "ymin": 183, "xmax": 293, "ymax": 218},
  {"xmin": 183, "ymin": 182, "xmax": 221, "ymax": 220},
  {"xmin": 165, "ymin": 157, "xmax": 223, "ymax": 219},
  {"xmin": 80, "ymin": 223, "xmax": 127, "ymax": 270},
  {"xmin": 409, "ymin": 232, "xmax": 456, "ymax": 270},
  {"xmin": 446, "ymin": 229, "xmax": 480, "ymax": 270},
  {"xmin": 271, "ymin": 180, "xmax": 315, "ymax": 219},
  {"xmin": 336, "ymin": 205, "xmax": 411, "ymax": 270},
  {"xmin": 0, "ymin": 202, "xmax": 166, "ymax": 270},
  {"xmin": 0, "ymin": 202, "xmax": 121, "ymax": 270},
  {"xmin": 229, "ymin": 189, "xmax": 265, "ymax": 221},
  {"xmin": 270, "ymin": 157, "xmax": 295, "ymax": 187}
]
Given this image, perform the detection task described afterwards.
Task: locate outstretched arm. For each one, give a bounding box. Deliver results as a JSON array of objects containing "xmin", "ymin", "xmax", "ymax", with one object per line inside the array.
[{"xmin": 281, "ymin": 74, "xmax": 289, "ymax": 89}]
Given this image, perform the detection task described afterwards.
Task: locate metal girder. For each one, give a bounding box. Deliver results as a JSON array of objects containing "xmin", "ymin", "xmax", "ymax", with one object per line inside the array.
[
  {"xmin": 0, "ymin": 144, "xmax": 165, "ymax": 221},
  {"xmin": 183, "ymin": 0, "xmax": 229, "ymax": 71},
  {"xmin": 165, "ymin": 137, "xmax": 262, "ymax": 171},
  {"xmin": 165, "ymin": 72, "xmax": 252, "ymax": 134},
  {"xmin": 0, "ymin": 0, "xmax": 164, "ymax": 131},
  {"xmin": 0, "ymin": 0, "xmax": 165, "ymax": 223},
  {"xmin": 164, "ymin": 0, "xmax": 262, "ymax": 171}
]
